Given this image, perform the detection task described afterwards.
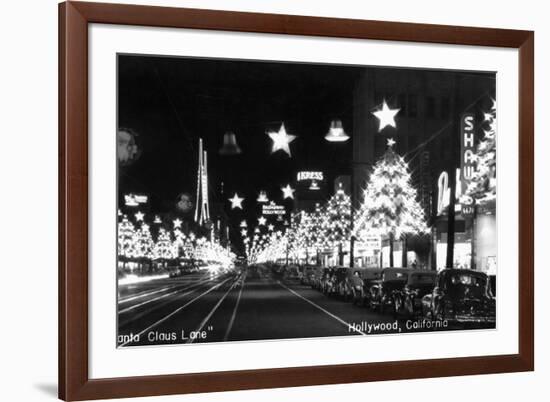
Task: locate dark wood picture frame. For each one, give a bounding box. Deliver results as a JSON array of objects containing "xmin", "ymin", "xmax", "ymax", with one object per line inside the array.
[{"xmin": 59, "ymin": 1, "xmax": 534, "ymax": 400}]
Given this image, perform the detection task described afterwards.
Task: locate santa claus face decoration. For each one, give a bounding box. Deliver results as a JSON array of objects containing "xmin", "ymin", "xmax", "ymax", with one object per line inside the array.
[{"xmin": 117, "ymin": 128, "xmax": 141, "ymax": 166}]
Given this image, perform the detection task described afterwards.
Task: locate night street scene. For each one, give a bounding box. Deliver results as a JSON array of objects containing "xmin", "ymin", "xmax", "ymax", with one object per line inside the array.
[{"xmin": 116, "ymin": 54, "xmax": 497, "ymax": 347}]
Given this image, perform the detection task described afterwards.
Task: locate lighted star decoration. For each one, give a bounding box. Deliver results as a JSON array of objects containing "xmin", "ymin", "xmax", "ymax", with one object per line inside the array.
[
  {"xmin": 268, "ymin": 224, "xmax": 274, "ymax": 231},
  {"xmin": 173, "ymin": 218, "xmax": 182, "ymax": 229},
  {"xmin": 267, "ymin": 123, "xmax": 296, "ymax": 157},
  {"xmin": 134, "ymin": 211, "xmax": 144, "ymax": 221},
  {"xmin": 281, "ymin": 184, "xmax": 295, "ymax": 199},
  {"xmin": 387, "ymin": 137, "xmax": 396, "ymax": 148},
  {"xmin": 228, "ymin": 193, "xmax": 244, "ymax": 209},
  {"xmin": 372, "ymin": 100, "xmax": 400, "ymax": 131},
  {"xmin": 490, "ymin": 97, "xmax": 497, "ymax": 112},
  {"xmin": 258, "ymin": 216, "xmax": 267, "ymax": 226},
  {"xmin": 240, "ymin": 229, "xmax": 247, "ymax": 237}
]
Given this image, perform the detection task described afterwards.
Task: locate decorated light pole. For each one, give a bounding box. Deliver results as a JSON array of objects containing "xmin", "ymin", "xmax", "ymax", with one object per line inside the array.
[
  {"xmin": 322, "ymin": 184, "xmax": 352, "ymax": 266},
  {"xmin": 117, "ymin": 215, "xmax": 136, "ymax": 272},
  {"xmin": 133, "ymin": 222, "xmax": 154, "ymax": 273}
]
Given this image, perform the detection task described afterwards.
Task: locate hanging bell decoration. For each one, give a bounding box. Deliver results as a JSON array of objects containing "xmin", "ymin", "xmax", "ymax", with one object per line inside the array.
[
  {"xmin": 309, "ymin": 180, "xmax": 320, "ymax": 191},
  {"xmin": 257, "ymin": 191, "xmax": 269, "ymax": 203},
  {"xmin": 325, "ymin": 119, "xmax": 349, "ymax": 142},
  {"xmin": 219, "ymin": 131, "xmax": 242, "ymax": 155}
]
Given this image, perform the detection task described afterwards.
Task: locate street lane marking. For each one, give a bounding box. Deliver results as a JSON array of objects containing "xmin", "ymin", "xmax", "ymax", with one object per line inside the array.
[
  {"xmin": 118, "ymin": 276, "xmax": 217, "ymax": 314},
  {"xmin": 277, "ymin": 281, "xmax": 367, "ymax": 336},
  {"xmin": 187, "ymin": 276, "xmax": 241, "ymax": 344},
  {"xmin": 120, "ymin": 277, "xmax": 232, "ymax": 347},
  {"xmin": 223, "ymin": 273, "xmax": 246, "ymax": 341},
  {"xmin": 119, "ymin": 273, "xmax": 209, "ymax": 304}
]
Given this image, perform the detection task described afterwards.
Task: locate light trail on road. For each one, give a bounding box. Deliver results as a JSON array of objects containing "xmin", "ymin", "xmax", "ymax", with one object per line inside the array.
[
  {"xmin": 119, "ymin": 275, "xmax": 219, "ymax": 314},
  {"xmin": 186, "ymin": 274, "xmax": 243, "ymax": 344},
  {"xmin": 118, "ymin": 272, "xmax": 210, "ymax": 304},
  {"xmin": 119, "ymin": 276, "xmax": 233, "ymax": 347},
  {"xmin": 223, "ymin": 273, "xmax": 247, "ymax": 341}
]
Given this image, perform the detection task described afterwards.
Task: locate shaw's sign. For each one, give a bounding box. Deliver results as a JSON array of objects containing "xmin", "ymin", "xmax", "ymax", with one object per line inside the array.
[
  {"xmin": 460, "ymin": 113, "xmax": 476, "ymax": 192},
  {"xmin": 437, "ymin": 113, "xmax": 477, "ymax": 216}
]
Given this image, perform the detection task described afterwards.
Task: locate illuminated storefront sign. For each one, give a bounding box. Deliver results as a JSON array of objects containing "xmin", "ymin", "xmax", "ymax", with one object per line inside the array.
[
  {"xmin": 437, "ymin": 114, "xmax": 477, "ymax": 216},
  {"xmin": 437, "ymin": 169, "xmax": 461, "ymax": 215},
  {"xmin": 124, "ymin": 194, "xmax": 148, "ymax": 206},
  {"xmin": 358, "ymin": 235, "xmax": 381, "ymax": 250},
  {"xmin": 262, "ymin": 202, "xmax": 286, "ymax": 216},
  {"xmin": 297, "ymin": 171, "xmax": 324, "ymax": 182},
  {"xmin": 460, "ymin": 113, "xmax": 476, "ymax": 192},
  {"xmin": 461, "ymin": 199, "xmax": 475, "ymax": 217}
]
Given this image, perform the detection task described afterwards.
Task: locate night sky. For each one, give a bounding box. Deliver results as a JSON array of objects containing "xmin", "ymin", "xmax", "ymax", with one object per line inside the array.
[{"xmin": 118, "ymin": 55, "xmax": 361, "ymax": 227}]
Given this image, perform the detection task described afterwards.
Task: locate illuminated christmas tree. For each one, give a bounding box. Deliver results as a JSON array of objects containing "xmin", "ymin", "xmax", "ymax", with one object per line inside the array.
[
  {"xmin": 466, "ymin": 102, "xmax": 496, "ymax": 203},
  {"xmin": 310, "ymin": 203, "xmax": 328, "ymax": 264},
  {"xmin": 354, "ymin": 139, "xmax": 428, "ymax": 267},
  {"xmin": 287, "ymin": 212, "xmax": 311, "ymax": 264},
  {"xmin": 117, "ymin": 215, "xmax": 135, "ymax": 270},
  {"xmin": 298, "ymin": 212, "xmax": 316, "ymax": 264},
  {"xmin": 322, "ymin": 184, "xmax": 352, "ymax": 265},
  {"xmin": 153, "ymin": 227, "xmax": 176, "ymax": 264},
  {"xmin": 133, "ymin": 223, "xmax": 154, "ymax": 260},
  {"xmin": 118, "ymin": 215, "xmax": 135, "ymax": 264},
  {"xmin": 173, "ymin": 228, "xmax": 193, "ymax": 259}
]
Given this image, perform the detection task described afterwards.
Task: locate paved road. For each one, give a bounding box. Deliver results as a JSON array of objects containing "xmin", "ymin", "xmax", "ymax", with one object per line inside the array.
[{"xmin": 117, "ymin": 266, "xmax": 486, "ymax": 347}]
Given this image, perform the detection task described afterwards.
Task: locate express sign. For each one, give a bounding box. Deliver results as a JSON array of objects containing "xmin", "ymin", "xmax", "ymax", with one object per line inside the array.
[{"xmin": 297, "ymin": 171, "xmax": 324, "ymax": 182}]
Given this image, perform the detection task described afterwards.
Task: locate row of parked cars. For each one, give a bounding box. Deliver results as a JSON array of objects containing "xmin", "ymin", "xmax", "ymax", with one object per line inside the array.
[{"xmin": 300, "ymin": 265, "xmax": 496, "ymax": 324}]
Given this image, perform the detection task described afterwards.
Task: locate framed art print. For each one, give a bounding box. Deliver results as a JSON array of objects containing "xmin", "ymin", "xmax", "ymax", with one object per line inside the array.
[{"xmin": 59, "ymin": 1, "xmax": 534, "ymax": 400}]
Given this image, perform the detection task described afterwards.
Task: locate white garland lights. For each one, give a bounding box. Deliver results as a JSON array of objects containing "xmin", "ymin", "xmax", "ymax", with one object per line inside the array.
[
  {"xmin": 354, "ymin": 139, "xmax": 428, "ymax": 242},
  {"xmin": 117, "ymin": 213, "xmax": 236, "ymax": 271},
  {"xmin": 250, "ymin": 141, "xmax": 429, "ymax": 266},
  {"xmin": 118, "ymin": 99, "xmax": 495, "ymax": 269},
  {"xmin": 466, "ymin": 101, "xmax": 496, "ymax": 204}
]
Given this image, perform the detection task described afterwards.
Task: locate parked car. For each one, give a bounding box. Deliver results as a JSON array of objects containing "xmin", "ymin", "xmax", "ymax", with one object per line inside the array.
[
  {"xmin": 368, "ymin": 268, "xmax": 410, "ymax": 314},
  {"xmin": 488, "ymin": 274, "xmax": 496, "ymax": 297},
  {"xmin": 311, "ymin": 267, "xmax": 330, "ymax": 290},
  {"xmin": 350, "ymin": 268, "xmax": 383, "ymax": 306},
  {"xmin": 421, "ymin": 269, "xmax": 496, "ymax": 324},
  {"xmin": 332, "ymin": 267, "xmax": 353, "ymax": 299},
  {"xmin": 283, "ymin": 264, "xmax": 301, "ymax": 280},
  {"xmin": 395, "ymin": 270, "xmax": 437, "ymax": 316},
  {"xmin": 300, "ymin": 265, "xmax": 316, "ymax": 286},
  {"xmin": 320, "ymin": 268, "xmax": 336, "ymax": 294}
]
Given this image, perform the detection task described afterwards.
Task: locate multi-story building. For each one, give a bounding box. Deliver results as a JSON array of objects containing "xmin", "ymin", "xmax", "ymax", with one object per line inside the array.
[{"xmin": 351, "ymin": 67, "xmax": 496, "ymax": 271}]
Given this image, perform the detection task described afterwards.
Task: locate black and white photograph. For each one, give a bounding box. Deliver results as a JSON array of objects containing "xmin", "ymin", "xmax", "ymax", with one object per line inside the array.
[{"xmin": 116, "ymin": 54, "xmax": 497, "ymax": 347}]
